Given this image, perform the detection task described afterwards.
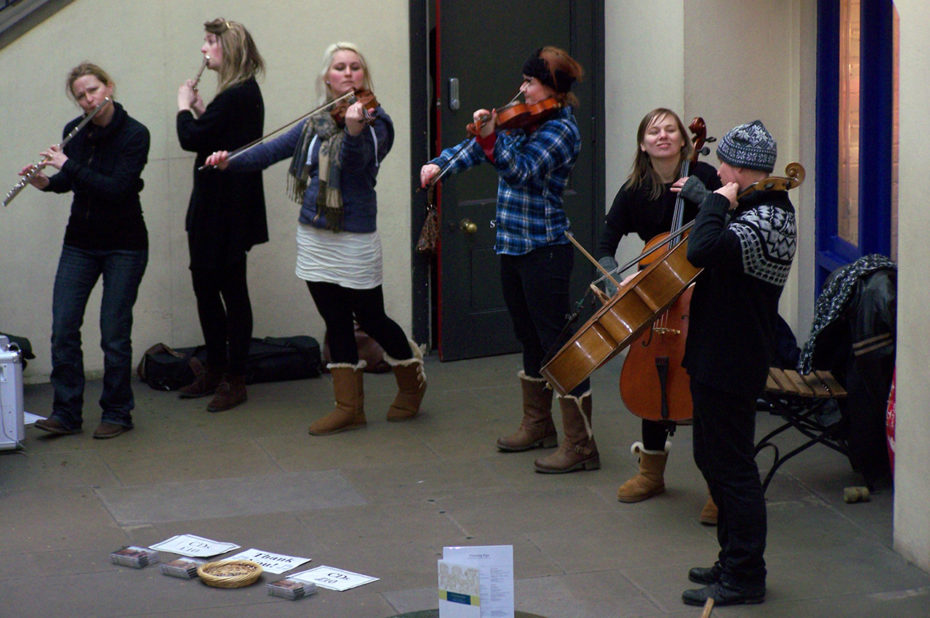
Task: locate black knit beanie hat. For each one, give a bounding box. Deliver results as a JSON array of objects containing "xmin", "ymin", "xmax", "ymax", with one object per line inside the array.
[{"xmin": 522, "ymin": 48, "xmax": 575, "ymax": 93}]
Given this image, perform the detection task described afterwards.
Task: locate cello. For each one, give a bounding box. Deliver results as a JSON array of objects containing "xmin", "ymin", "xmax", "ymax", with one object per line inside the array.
[
  {"xmin": 617, "ymin": 117, "xmax": 711, "ymax": 424},
  {"xmin": 540, "ymin": 158, "xmax": 805, "ymax": 395}
]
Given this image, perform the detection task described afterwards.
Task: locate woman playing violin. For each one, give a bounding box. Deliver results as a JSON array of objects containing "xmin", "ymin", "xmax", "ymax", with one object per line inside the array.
[
  {"xmin": 596, "ymin": 108, "xmax": 720, "ymax": 518},
  {"xmin": 205, "ymin": 42, "xmax": 426, "ymax": 435},
  {"xmin": 176, "ymin": 17, "xmax": 268, "ymax": 412},
  {"xmin": 419, "ymin": 46, "xmax": 595, "ymax": 475}
]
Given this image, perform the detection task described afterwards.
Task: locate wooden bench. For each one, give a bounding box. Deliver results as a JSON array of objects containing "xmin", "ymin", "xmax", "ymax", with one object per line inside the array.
[{"xmin": 755, "ymin": 368, "xmax": 849, "ymax": 492}]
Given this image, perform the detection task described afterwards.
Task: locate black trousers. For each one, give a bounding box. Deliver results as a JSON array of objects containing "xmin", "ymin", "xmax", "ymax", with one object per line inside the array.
[
  {"xmin": 500, "ymin": 243, "xmax": 589, "ymax": 396},
  {"xmin": 691, "ymin": 379, "xmax": 767, "ymax": 589},
  {"xmin": 306, "ymin": 281, "xmax": 410, "ymax": 365},
  {"xmin": 191, "ymin": 260, "xmax": 252, "ymax": 376}
]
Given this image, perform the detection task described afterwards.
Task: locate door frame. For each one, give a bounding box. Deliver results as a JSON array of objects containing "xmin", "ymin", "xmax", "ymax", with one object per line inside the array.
[
  {"xmin": 409, "ymin": 0, "xmax": 431, "ymax": 345},
  {"xmin": 815, "ymin": 0, "xmax": 894, "ymax": 291}
]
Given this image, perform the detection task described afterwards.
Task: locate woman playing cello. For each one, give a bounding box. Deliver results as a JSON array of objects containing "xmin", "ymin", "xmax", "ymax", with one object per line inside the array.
[
  {"xmin": 420, "ymin": 47, "xmax": 595, "ymax": 474},
  {"xmin": 596, "ymin": 108, "xmax": 720, "ymax": 516}
]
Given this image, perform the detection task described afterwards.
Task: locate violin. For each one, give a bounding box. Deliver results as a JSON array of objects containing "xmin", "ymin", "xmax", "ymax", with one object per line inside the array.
[
  {"xmin": 466, "ymin": 97, "xmax": 560, "ymax": 136},
  {"xmin": 738, "ymin": 162, "xmax": 805, "ymax": 198},
  {"xmin": 329, "ymin": 88, "xmax": 380, "ymax": 127}
]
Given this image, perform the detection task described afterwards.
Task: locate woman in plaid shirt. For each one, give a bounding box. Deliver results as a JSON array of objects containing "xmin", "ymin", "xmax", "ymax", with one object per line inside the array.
[{"xmin": 420, "ymin": 46, "xmax": 597, "ymax": 475}]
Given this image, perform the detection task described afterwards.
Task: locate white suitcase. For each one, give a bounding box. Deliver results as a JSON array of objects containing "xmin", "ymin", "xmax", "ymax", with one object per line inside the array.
[{"xmin": 0, "ymin": 335, "xmax": 25, "ymax": 450}]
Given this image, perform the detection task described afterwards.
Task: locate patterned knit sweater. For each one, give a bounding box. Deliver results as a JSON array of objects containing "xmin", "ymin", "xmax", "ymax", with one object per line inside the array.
[{"xmin": 682, "ymin": 189, "xmax": 797, "ymax": 397}]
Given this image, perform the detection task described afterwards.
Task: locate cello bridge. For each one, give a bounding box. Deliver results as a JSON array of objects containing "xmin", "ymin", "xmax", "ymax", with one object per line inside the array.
[{"xmin": 652, "ymin": 327, "xmax": 681, "ymax": 336}]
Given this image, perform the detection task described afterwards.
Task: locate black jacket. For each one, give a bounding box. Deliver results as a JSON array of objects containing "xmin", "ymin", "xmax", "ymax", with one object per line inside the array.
[
  {"xmin": 45, "ymin": 101, "xmax": 149, "ymax": 251},
  {"xmin": 177, "ymin": 77, "xmax": 268, "ymax": 269}
]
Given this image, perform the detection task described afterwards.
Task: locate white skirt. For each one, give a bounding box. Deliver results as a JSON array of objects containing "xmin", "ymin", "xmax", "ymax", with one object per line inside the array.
[{"xmin": 295, "ymin": 223, "xmax": 382, "ymax": 289}]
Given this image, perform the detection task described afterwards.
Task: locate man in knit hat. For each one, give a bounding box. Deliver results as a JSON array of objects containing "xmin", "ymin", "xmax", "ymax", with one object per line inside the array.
[{"xmin": 680, "ymin": 120, "xmax": 797, "ymax": 607}]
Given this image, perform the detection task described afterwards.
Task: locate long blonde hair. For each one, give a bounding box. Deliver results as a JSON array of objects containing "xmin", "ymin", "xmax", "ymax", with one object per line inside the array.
[
  {"xmin": 315, "ymin": 42, "xmax": 373, "ymax": 105},
  {"xmin": 204, "ymin": 18, "xmax": 265, "ymax": 94},
  {"xmin": 626, "ymin": 108, "xmax": 694, "ymax": 200}
]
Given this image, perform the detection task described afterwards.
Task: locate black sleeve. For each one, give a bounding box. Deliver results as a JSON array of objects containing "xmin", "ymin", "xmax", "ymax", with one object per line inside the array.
[
  {"xmin": 687, "ymin": 193, "xmax": 742, "ymax": 268},
  {"xmin": 598, "ymin": 184, "xmax": 632, "ymax": 258},
  {"xmin": 176, "ymin": 80, "xmax": 262, "ymax": 154}
]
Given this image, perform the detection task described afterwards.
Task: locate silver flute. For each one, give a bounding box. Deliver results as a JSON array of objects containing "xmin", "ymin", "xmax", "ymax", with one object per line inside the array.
[{"xmin": 3, "ymin": 96, "xmax": 111, "ymax": 207}]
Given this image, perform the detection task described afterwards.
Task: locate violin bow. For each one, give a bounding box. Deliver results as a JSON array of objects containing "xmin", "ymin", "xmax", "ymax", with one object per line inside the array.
[
  {"xmin": 590, "ymin": 220, "xmax": 698, "ymax": 289},
  {"xmin": 424, "ymin": 87, "xmax": 524, "ymax": 188},
  {"xmin": 198, "ymin": 90, "xmax": 355, "ymax": 171}
]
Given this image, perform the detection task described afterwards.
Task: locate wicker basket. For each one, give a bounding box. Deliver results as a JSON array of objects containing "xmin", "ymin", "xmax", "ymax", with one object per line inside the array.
[{"xmin": 197, "ymin": 559, "xmax": 263, "ymax": 588}]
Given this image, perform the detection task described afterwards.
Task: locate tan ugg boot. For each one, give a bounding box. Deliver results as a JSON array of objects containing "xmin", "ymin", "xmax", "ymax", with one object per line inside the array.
[
  {"xmin": 496, "ymin": 371, "xmax": 557, "ymax": 452},
  {"xmin": 308, "ymin": 362, "xmax": 367, "ymax": 435},
  {"xmin": 385, "ymin": 340, "xmax": 427, "ymax": 421},
  {"xmin": 699, "ymin": 493, "xmax": 718, "ymax": 526},
  {"xmin": 534, "ymin": 392, "xmax": 599, "ymax": 473},
  {"xmin": 616, "ymin": 441, "xmax": 669, "ymax": 503}
]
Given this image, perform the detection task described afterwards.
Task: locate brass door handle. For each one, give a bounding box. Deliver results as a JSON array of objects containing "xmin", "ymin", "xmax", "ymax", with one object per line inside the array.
[{"xmin": 459, "ymin": 218, "xmax": 477, "ymax": 234}]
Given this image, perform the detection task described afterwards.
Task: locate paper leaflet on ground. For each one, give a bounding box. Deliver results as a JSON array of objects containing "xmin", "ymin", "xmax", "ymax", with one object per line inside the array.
[
  {"xmin": 438, "ymin": 559, "xmax": 480, "ymax": 618},
  {"xmin": 289, "ymin": 565, "xmax": 379, "ymax": 591},
  {"xmin": 442, "ymin": 545, "xmax": 513, "ymax": 618},
  {"xmin": 223, "ymin": 548, "xmax": 311, "ymax": 574},
  {"xmin": 23, "ymin": 412, "xmax": 42, "ymax": 426},
  {"xmin": 148, "ymin": 534, "xmax": 240, "ymax": 557}
]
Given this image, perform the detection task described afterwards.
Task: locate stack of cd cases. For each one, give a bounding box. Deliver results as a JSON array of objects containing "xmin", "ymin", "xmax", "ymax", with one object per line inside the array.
[
  {"xmin": 110, "ymin": 546, "xmax": 160, "ymax": 569},
  {"xmin": 266, "ymin": 578, "xmax": 317, "ymax": 600},
  {"xmin": 159, "ymin": 557, "xmax": 204, "ymax": 579}
]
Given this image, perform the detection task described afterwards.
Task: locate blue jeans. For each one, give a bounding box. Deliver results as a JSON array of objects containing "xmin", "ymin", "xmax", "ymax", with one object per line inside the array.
[{"xmin": 50, "ymin": 245, "xmax": 147, "ymax": 430}]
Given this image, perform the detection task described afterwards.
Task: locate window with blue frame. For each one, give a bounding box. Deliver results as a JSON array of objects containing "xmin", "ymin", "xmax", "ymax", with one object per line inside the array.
[{"xmin": 816, "ymin": 0, "xmax": 898, "ymax": 291}]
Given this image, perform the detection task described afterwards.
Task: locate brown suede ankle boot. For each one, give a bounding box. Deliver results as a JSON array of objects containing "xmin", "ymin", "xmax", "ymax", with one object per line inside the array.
[
  {"xmin": 497, "ymin": 371, "xmax": 557, "ymax": 452},
  {"xmin": 385, "ymin": 340, "xmax": 427, "ymax": 421},
  {"xmin": 308, "ymin": 362, "xmax": 367, "ymax": 435},
  {"xmin": 207, "ymin": 374, "xmax": 247, "ymax": 412},
  {"xmin": 616, "ymin": 441, "xmax": 668, "ymax": 502},
  {"xmin": 178, "ymin": 365, "xmax": 223, "ymax": 399},
  {"xmin": 534, "ymin": 392, "xmax": 599, "ymax": 473}
]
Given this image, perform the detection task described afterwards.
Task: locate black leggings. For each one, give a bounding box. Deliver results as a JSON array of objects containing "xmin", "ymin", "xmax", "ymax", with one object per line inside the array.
[
  {"xmin": 191, "ymin": 260, "xmax": 252, "ymax": 375},
  {"xmin": 642, "ymin": 418, "xmax": 673, "ymax": 451},
  {"xmin": 306, "ymin": 281, "xmax": 411, "ymax": 364},
  {"xmin": 500, "ymin": 243, "xmax": 589, "ymax": 397}
]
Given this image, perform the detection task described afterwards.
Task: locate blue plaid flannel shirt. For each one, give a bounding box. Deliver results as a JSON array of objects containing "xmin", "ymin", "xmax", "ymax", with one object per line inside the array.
[{"xmin": 429, "ymin": 107, "xmax": 580, "ymax": 255}]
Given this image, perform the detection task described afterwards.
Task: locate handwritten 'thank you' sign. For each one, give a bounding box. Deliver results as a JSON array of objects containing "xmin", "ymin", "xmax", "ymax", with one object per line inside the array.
[{"xmin": 223, "ymin": 548, "xmax": 311, "ymax": 575}]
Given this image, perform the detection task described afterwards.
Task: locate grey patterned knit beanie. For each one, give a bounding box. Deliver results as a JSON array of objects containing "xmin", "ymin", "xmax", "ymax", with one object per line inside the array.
[{"xmin": 716, "ymin": 120, "xmax": 777, "ymax": 172}]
